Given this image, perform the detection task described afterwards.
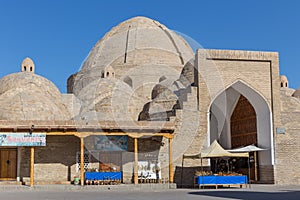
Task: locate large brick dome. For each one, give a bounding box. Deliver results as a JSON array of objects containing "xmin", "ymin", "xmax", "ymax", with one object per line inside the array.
[{"xmin": 70, "ymin": 16, "xmax": 194, "ymax": 96}]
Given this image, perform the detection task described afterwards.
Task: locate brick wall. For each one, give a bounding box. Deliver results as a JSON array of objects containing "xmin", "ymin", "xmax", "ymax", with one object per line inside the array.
[
  {"xmin": 275, "ymin": 89, "xmax": 300, "ymax": 184},
  {"xmin": 194, "ymin": 49, "xmax": 280, "ymax": 184},
  {"xmin": 20, "ymin": 135, "xmax": 80, "ymax": 182}
]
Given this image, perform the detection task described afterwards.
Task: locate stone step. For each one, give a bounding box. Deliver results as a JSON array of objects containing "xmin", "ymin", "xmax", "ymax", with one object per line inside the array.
[
  {"xmin": 0, "ymin": 181, "xmax": 22, "ymax": 185},
  {"xmin": 23, "ymin": 181, "xmax": 71, "ymax": 186}
]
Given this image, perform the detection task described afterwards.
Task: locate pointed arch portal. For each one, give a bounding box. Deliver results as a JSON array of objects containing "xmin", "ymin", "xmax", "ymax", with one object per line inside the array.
[{"xmin": 208, "ymin": 81, "xmax": 274, "ymax": 181}]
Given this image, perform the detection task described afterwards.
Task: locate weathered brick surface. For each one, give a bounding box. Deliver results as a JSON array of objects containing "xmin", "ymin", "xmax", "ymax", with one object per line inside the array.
[
  {"xmin": 20, "ymin": 136, "xmax": 80, "ymax": 182},
  {"xmin": 274, "ymin": 89, "xmax": 300, "ymax": 185}
]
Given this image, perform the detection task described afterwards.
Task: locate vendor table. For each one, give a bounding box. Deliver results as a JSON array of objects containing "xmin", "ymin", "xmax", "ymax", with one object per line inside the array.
[
  {"xmin": 85, "ymin": 172, "xmax": 122, "ymax": 184},
  {"xmin": 194, "ymin": 175, "xmax": 248, "ymax": 189}
]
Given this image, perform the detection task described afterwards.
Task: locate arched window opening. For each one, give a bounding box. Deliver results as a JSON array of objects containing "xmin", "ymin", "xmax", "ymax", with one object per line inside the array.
[
  {"xmin": 123, "ymin": 76, "xmax": 133, "ymax": 88},
  {"xmin": 159, "ymin": 76, "xmax": 167, "ymax": 82}
]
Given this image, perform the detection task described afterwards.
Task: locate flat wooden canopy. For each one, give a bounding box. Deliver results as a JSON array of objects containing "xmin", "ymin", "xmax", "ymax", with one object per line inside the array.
[{"xmin": 0, "ymin": 120, "xmax": 175, "ymax": 138}]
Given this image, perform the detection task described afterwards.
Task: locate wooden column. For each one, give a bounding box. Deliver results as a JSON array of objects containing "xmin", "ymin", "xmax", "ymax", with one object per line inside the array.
[
  {"xmin": 134, "ymin": 137, "xmax": 138, "ymax": 184},
  {"xmin": 80, "ymin": 137, "xmax": 85, "ymax": 186},
  {"xmin": 169, "ymin": 138, "xmax": 174, "ymax": 183},
  {"xmin": 30, "ymin": 147, "xmax": 34, "ymax": 187}
]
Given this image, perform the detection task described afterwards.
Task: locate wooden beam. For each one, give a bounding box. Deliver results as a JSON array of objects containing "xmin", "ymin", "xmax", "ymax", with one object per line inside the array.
[
  {"xmin": 45, "ymin": 131, "xmax": 173, "ymax": 139},
  {"xmin": 169, "ymin": 138, "xmax": 174, "ymax": 183},
  {"xmin": 30, "ymin": 147, "xmax": 34, "ymax": 187},
  {"xmin": 46, "ymin": 132, "xmax": 78, "ymax": 136},
  {"xmin": 80, "ymin": 137, "xmax": 85, "ymax": 186},
  {"xmin": 134, "ymin": 137, "xmax": 138, "ymax": 184}
]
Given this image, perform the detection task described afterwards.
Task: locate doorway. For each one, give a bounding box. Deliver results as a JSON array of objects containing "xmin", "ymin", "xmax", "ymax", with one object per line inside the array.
[
  {"xmin": 0, "ymin": 148, "xmax": 17, "ymax": 180},
  {"xmin": 230, "ymin": 95, "xmax": 257, "ymax": 181},
  {"xmin": 209, "ymin": 81, "xmax": 274, "ymax": 182}
]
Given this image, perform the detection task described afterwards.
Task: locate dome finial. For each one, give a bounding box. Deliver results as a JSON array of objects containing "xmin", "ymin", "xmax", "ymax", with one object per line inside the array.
[
  {"xmin": 21, "ymin": 57, "xmax": 35, "ymax": 73},
  {"xmin": 280, "ymin": 75, "xmax": 288, "ymax": 88}
]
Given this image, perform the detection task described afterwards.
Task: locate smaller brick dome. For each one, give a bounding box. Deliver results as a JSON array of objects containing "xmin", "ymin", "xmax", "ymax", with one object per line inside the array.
[
  {"xmin": 280, "ymin": 75, "xmax": 288, "ymax": 88},
  {"xmin": 75, "ymin": 78, "xmax": 142, "ymax": 121},
  {"xmin": 0, "ymin": 72, "xmax": 70, "ymax": 120}
]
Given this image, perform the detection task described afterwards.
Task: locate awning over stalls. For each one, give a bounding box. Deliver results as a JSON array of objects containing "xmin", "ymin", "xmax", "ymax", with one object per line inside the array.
[{"xmin": 183, "ymin": 140, "xmax": 249, "ymax": 159}]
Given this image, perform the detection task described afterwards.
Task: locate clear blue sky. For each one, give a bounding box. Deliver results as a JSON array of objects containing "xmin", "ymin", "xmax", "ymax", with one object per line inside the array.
[{"xmin": 0, "ymin": 0, "xmax": 300, "ymax": 93}]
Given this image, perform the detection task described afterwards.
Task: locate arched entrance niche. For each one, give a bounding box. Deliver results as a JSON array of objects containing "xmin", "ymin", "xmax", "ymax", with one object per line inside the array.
[{"xmin": 208, "ymin": 80, "xmax": 274, "ymax": 170}]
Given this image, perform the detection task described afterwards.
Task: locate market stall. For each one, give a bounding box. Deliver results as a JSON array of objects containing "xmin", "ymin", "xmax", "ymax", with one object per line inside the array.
[
  {"xmin": 85, "ymin": 172, "xmax": 122, "ymax": 185},
  {"xmin": 182, "ymin": 140, "xmax": 249, "ymax": 189},
  {"xmin": 194, "ymin": 175, "xmax": 248, "ymax": 189},
  {"xmin": 227, "ymin": 144, "xmax": 266, "ymax": 182}
]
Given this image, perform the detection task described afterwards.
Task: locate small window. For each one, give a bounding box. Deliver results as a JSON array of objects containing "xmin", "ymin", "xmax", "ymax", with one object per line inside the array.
[
  {"xmin": 281, "ymin": 83, "xmax": 283, "ymax": 87},
  {"xmin": 123, "ymin": 76, "xmax": 133, "ymax": 87},
  {"xmin": 285, "ymin": 83, "xmax": 288, "ymax": 87},
  {"xmin": 106, "ymin": 72, "xmax": 109, "ymax": 77},
  {"xmin": 30, "ymin": 67, "xmax": 33, "ymax": 71},
  {"xmin": 24, "ymin": 66, "xmax": 27, "ymax": 71},
  {"xmin": 76, "ymin": 151, "xmax": 91, "ymax": 172}
]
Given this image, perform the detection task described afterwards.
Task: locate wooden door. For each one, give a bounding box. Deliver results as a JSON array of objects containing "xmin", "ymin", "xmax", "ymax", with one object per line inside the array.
[
  {"xmin": 0, "ymin": 149, "xmax": 17, "ymax": 180},
  {"xmin": 231, "ymin": 95, "xmax": 257, "ymax": 148}
]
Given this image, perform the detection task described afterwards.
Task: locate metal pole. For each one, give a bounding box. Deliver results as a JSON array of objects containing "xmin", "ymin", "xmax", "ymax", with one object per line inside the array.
[
  {"xmin": 247, "ymin": 155, "xmax": 251, "ymax": 188},
  {"xmin": 201, "ymin": 156, "xmax": 203, "ymax": 189},
  {"xmin": 181, "ymin": 156, "xmax": 184, "ymax": 188},
  {"xmin": 254, "ymin": 151, "xmax": 258, "ymax": 182}
]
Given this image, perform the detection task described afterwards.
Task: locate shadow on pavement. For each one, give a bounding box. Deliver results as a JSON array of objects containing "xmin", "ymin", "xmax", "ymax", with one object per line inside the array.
[{"xmin": 188, "ymin": 190, "xmax": 300, "ymax": 200}]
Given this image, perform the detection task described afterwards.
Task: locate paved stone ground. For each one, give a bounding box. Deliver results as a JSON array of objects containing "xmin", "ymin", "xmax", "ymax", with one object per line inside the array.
[{"xmin": 0, "ymin": 184, "xmax": 299, "ymax": 200}]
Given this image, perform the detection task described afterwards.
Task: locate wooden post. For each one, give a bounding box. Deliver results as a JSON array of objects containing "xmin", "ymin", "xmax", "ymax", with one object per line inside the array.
[
  {"xmin": 80, "ymin": 137, "xmax": 85, "ymax": 186},
  {"xmin": 169, "ymin": 138, "xmax": 174, "ymax": 183},
  {"xmin": 30, "ymin": 147, "xmax": 34, "ymax": 187},
  {"xmin": 134, "ymin": 137, "xmax": 138, "ymax": 184}
]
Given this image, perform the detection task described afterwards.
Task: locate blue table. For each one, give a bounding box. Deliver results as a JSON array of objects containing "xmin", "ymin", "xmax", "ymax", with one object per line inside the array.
[
  {"xmin": 85, "ymin": 172, "xmax": 122, "ymax": 181},
  {"xmin": 195, "ymin": 175, "xmax": 248, "ymax": 189}
]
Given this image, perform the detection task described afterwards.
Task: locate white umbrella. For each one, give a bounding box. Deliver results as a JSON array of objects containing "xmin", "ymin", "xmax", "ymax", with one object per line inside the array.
[{"xmin": 227, "ymin": 144, "xmax": 266, "ymax": 153}]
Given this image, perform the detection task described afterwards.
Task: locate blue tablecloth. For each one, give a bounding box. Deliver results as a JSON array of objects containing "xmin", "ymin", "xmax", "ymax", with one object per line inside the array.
[
  {"xmin": 195, "ymin": 175, "xmax": 247, "ymax": 185},
  {"xmin": 85, "ymin": 172, "xmax": 122, "ymax": 181}
]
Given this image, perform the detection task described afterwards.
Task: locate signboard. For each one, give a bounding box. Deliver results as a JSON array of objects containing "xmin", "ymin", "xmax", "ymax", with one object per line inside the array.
[
  {"xmin": 276, "ymin": 127, "xmax": 285, "ymax": 134},
  {"xmin": 94, "ymin": 136, "xmax": 128, "ymax": 151},
  {"xmin": 0, "ymin": 133, "xmax": 46, "ymax": 146}
]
